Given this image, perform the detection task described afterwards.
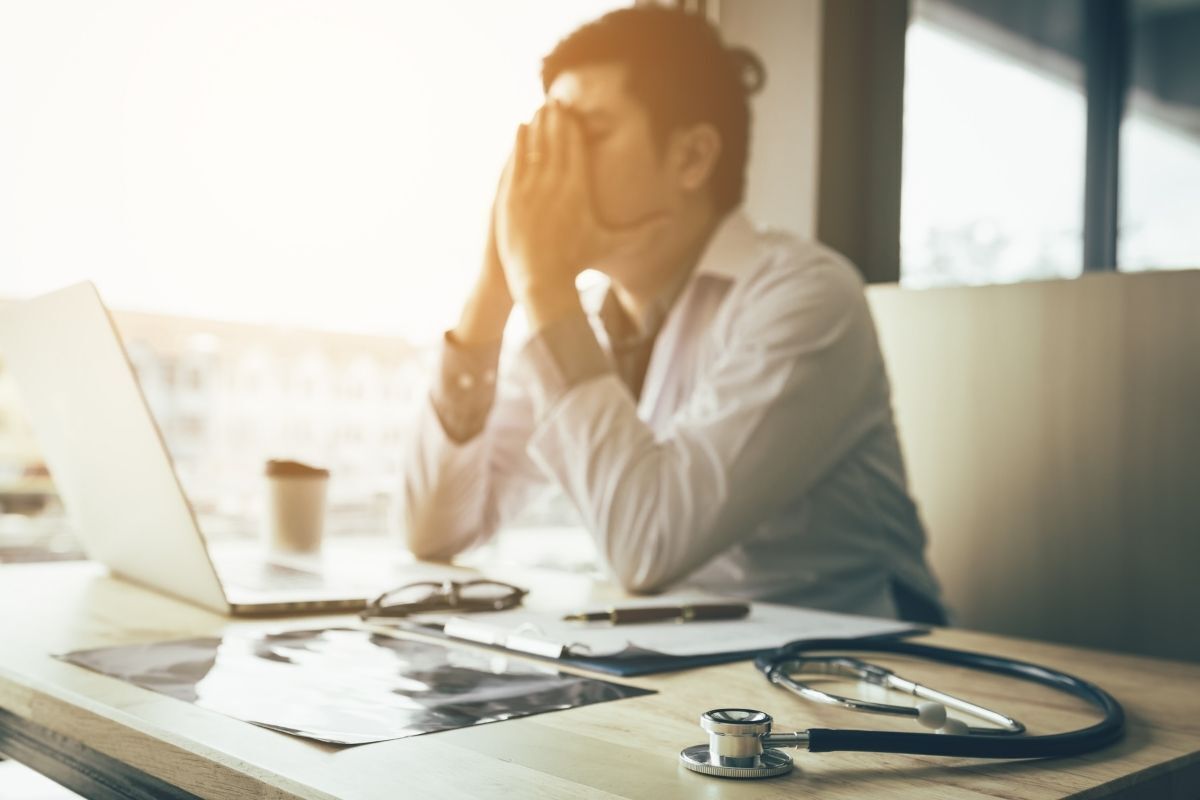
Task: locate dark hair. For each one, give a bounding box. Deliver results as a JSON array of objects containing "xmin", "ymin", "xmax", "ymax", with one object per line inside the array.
[{"xmin": 541, "ymin": 6, "xmax": 766, "ymax": 214}]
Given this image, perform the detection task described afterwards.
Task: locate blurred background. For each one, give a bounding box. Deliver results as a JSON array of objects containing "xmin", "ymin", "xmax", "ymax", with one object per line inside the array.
[
  {"xmin": 1, "ymin": 0, "xmax": 1197, "ymax": 574},
  {"xmin": 0, "ymin": 0, "xmax": 624, "ymax": 566}
]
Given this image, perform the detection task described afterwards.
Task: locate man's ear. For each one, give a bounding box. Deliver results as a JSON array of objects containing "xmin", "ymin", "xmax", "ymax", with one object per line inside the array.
[{"xmin": 670, "ymin": 123, "xmax": 722, "ymax": 192}]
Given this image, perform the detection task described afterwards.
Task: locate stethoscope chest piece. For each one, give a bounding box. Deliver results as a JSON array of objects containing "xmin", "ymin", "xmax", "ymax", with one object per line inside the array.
[
  {"xmin": 679, "ymin": 709, "xmax": 800, "ymax": 779},
  {"xmin": 679, "ymin": 743, "xmax": 793, "ymax": 779}
]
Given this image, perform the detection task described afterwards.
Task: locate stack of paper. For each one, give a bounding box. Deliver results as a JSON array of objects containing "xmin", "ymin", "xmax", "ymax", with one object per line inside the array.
[{"xmin": 405, "ymin": 597, "xmax": 920, "ymax": 660}]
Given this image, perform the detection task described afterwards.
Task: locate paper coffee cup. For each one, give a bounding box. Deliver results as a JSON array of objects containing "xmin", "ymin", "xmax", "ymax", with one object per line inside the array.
[{"xmin": 265, "ymin": 460, "xmax": 329, "ymax": 554}]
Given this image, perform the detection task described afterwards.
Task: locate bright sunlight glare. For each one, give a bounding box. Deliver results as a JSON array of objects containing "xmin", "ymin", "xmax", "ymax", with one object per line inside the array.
[{"xmin": 0, "ymin": 1, "xmax": 622, "ymax": 343}]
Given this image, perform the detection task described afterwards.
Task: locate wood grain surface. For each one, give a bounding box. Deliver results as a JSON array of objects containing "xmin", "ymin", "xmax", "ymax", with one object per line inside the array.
[{"xmin": 1, "ymin": 561, "xmax": 1198, "ymax": 799}]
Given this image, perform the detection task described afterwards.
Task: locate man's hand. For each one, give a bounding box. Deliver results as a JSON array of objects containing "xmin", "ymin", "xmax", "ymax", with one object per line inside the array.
[{"xmin": 494, "ymin": 103, "xmax": 666, "ymax": 331}]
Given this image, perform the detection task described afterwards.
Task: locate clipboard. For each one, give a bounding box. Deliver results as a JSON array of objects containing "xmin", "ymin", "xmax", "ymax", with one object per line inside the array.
[{"xmin": 373, "ymin": 601, "xmax": 927, "ymax": 676}]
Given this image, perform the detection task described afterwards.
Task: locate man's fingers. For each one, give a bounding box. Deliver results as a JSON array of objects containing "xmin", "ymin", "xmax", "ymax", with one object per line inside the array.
[
  {"xmin": 518, "ymin": 109, "xmax": 546, "ymax": 194},
  {"xmin": 522, "ymin": 105, "xmax": 560, "ymax": 199},
  {"xmin": 530, "ymin": 106, "xmax": 550, "ymax": 177},
  {"xmin": 559, "ymin": 105, "xmax": 586, "ymax": 199},
  {"xmin": 511, "ymin": 123, "xmax": 530, "ymax": 189},
  {"xmin": 543, "ymin": 103, "xmax": 565, "ymax": 178}
]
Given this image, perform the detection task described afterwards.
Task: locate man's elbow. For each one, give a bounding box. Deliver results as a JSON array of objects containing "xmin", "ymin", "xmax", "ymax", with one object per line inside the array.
[
  {"xmin": 401, "ymin": 525, "xmax": 444, "ymax": 562},
  {"xmin": 401, "ymin": 505, "xmax": 463, "ymax": 563},
  {"xmin": 615, "ymin": 571, "xmax": 670, "ymax": 596},
  {"xmin": 607, "ymin": 547, "xmax": 674, "ymax": 596},
  {"xmin": 601, "ymin": 481, "xmax": 681, "ymax": 595},
  {"xmin": 404, "ymin": 536, "xmax": 451, "ymax": 563}
]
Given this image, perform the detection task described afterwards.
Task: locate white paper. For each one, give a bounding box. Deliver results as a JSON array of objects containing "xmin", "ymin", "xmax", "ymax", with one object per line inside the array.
[{"xmin": 413, "ymin": 597, "xmax": 919, "ymax": 659}]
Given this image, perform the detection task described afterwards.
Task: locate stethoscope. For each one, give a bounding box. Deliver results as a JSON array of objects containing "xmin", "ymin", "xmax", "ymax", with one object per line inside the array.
[{"xmin": 679, "ymin": 637, "xmax": 1125, "ymax": 779}]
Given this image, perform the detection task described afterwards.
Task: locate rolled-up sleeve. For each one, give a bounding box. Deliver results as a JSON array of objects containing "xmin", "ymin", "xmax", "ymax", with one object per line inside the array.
[
  {"xmin": 430, "ymin": 332, "xmax": 502, "ymax": 443},
  {"xmin": 515, "ymin": 310, "xmax": 613, "ymax": 416},
  {"xmin": 403, "ymin": 335, "xmax": 544, "ymax": 562}
]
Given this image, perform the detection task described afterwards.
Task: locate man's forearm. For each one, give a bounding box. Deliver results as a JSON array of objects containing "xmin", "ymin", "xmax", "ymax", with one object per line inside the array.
[{"xmin": 453, "ymin": 269, "xmax": 513, "ymax": 346}]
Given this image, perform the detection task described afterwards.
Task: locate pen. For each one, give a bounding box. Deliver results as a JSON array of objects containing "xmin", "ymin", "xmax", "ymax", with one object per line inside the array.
[{"xmin": 562, "ymin": 602, "xmax": 751, "ymax": 624}]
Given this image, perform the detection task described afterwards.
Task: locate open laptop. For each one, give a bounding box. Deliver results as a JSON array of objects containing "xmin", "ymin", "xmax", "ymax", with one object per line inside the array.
[{"xmin": 0, "ymin": 281, "xmax": 430, "ymax": 615}]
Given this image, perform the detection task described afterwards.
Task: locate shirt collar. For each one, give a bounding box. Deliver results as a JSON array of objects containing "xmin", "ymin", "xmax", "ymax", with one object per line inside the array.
[
  {"xmin": 581, "ymin": 208, "xmax": 759, "ymax": 318},
  {"xmin": 692, "ymin": 208, "xmax": 761, "ymax": 282}
]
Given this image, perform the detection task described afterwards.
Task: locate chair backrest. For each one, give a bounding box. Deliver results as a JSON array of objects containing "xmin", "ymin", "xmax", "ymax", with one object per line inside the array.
[{"xmin": 867, "ymin": 270, "xmax": 1200, "ymax": 662}]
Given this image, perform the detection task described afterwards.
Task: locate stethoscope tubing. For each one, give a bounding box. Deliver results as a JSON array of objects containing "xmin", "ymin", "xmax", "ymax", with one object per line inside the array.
[{"xmin": 755, "ymin": 637, "xmax": 1125, "ymax": 759}]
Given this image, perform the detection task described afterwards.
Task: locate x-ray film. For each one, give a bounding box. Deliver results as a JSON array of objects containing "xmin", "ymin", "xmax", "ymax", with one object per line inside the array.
[{"xmin": 59, "ymin": 627, "xmax": 653, "ymax": 745}]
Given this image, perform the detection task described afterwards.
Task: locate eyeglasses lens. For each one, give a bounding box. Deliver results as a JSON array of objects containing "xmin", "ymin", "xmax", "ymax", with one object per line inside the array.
[{"xmin": 456, "ymin": 582, "xmax": 518, "ymax": 603}]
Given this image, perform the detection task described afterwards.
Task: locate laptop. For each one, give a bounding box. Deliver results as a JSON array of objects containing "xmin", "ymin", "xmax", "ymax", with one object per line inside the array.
[{"xmin": 0, "ymin": 281, "xmax": 434, "ymax": 615}]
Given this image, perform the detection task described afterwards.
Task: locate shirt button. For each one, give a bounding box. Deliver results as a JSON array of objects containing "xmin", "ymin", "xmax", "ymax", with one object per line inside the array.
[{"xmin": 456, "ymin": 373, "xmax": 476, "ymax": 390}]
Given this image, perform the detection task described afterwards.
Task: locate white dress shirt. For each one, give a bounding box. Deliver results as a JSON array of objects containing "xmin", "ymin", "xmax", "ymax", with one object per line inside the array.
[{"xmin": 403, "ymin": 210, "xmax": 943, "ymax": 619}]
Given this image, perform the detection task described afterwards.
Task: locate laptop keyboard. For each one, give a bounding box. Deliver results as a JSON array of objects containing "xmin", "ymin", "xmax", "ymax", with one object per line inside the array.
[{"xmin": 220, "ymin": 561, "xmax": 327, "ymax": 591}]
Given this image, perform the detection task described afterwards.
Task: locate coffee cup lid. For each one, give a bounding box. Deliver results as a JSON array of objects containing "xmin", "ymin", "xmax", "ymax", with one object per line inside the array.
[{"xmin": 265, "ymin": 459, "xmax": 330, "ymax": 478}]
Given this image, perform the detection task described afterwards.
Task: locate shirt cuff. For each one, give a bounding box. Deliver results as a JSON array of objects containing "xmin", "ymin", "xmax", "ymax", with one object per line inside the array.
[
  {"xmin": 430, "ymin": 331, "xmax": 502, "ymax": 443},
  {"xmin": 516, "ymin": 310, "xmax": 612, "ymax": 417}
]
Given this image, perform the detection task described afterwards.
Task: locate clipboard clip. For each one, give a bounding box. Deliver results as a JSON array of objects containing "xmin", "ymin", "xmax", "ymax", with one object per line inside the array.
[{"xmin": 443, "ymin": 617, "xmax": 585, "ymax": 660}]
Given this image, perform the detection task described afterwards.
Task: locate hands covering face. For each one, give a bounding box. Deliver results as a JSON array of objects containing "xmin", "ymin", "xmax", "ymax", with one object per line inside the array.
[{"xmin": 494, "ymin": 103, "xmax": 666, "ymax": 305}]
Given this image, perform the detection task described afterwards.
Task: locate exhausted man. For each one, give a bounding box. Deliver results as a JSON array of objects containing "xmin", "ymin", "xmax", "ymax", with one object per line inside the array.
[{"xmin": 402, "ymin": 7, "xmax": 944, "ymax": 623}]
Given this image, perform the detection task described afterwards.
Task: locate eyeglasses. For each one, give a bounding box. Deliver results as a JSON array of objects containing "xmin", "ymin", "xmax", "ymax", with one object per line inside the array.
[{"xmin": 360, "ymin": 579, "xmax": 528, "ymax": 619}]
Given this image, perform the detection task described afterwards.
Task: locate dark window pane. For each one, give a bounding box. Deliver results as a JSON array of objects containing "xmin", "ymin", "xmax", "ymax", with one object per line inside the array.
[{"xmin": 1119, "ymin": 0, "xmax": 1200, "ymax": 271}]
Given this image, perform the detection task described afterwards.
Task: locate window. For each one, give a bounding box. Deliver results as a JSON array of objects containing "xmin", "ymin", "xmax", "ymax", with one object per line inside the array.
[
  {"xmin": 1119, "ymin": 0, "xmax": 1200, "ymax": 271},
  {"xmin": 902, "ymin": 0, "xmax": 1086, "ymax": 287},
  {"xmin": 902, "ymin": 0, "xmax": 1200, "ymax": 285}
]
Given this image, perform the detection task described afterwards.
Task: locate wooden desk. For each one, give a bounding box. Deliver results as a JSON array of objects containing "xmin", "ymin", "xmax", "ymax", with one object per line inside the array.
[{"xmin": 1, "ymin": 561, "xmax": 1198, "ymax": 799}]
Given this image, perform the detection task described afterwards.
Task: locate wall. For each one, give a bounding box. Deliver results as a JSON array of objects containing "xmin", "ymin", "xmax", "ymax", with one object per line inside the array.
[
  {"xmin": 867, "ymin": 270, "xmax": 1200, "ymax": 662},
  {"xmin": 717, "ymin": 0, "xmax": 823, "ymax": 239},
  {"xmin": 720, "ymin": 1, "xmax": 1198, "ymax": 660}
]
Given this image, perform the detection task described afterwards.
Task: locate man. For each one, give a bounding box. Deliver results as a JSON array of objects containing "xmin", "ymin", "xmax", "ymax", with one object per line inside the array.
[{"xmin": 402, "ymin": 7, "xmax": 944, "ymax": 623}]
